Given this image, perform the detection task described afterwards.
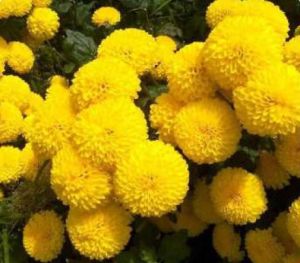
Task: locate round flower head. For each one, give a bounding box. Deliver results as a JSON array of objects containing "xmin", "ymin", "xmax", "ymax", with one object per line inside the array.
[
  {"xmin": 7, "ymin": 41, "xmax": 35, "ymax": 74},
  {"xmin": 272, "ymin": 212, "xmax": 298, "ymax": 254},
  {"xmin": 32, "ymin": 0, "xmax": 52, "ymax": 7},
  {"xmin": 174, "ymin": 98, "xmax": 241, "ymax": 164},
  {"xmin": 275, "ymin": 130, "xmax": 300, "ymax": 177},
  {"xmin": 92, "ymin": 7, "xmax": 121, "ymax": 27},
  {"xmin": 233, "ymin": 64, "xmax": 300, "ymax": 136},
  {"xmin": 23, "ymin": 210, "xmax": 64, "ymax": 262},
  {"xmin": 284, "ymin": 36, "xmax": 300, "ymax": 72},
  {"xmin": 71, "ymin": 58, "xmax": 141, "ymax": 111},
  {"xmin": 27, "ymin": 8, "xmax": 60, "ymax": 41},
  {"xmin": 0, "ymin": 146, "xmax": 23, "ymax": 184},
  {"xmin": 167, "ymin": 42, "xmax": 215, "ymax": 103},
  {"xmin": 0, "ymin": 0, "xmax": 32, "ymax": 18},
  {"xmin": 213, "ymin": 223, "xmax": 244, "ymax": 262},
  {"xmin": 21, "ymin": 143, "xmax": 41, "ymax": 181},
  {"xmin": 203, "ymin": 16, "xmax": 283, "ymax": 90},
  {"xmin": 245, "ymin": 229, "xmax": 285, "ymax": 263},
  {"xmin": 256, "ymin": 151, "xmax": 290, "ymax": 190},
  {"xmin": 210, "ymin": 168, "xmax": 267, "ymax": 225},
  {"xmin": 0, "ymin": 102, "xmax": 23, "ymax": 144},
  {"xmin": 72, "ymin": 98, "xmax": 147, "ymax": 172},
  {"xmin": 114, "ymin": 140, "xmax": 189, "ymax": 217},
  {"xmin": 97, "ymin": 28, "xmax": 159, "ymax": 75},
  {"xmin": 283, "ymin": 253, "xmax": 300, "ymax": 263},
  {"xmin": 156, "ymin": 35, "xmax": 177, "ymax": 52},
  {"xmin": 192, "ymin": 179, "xmax": 222, "ymax": 224},
  {"xmin": 51, "ymin": 146, "xmax": 112, "ymax": 210},
  {"xmin": 67, "ymin": 202, "xmax": 132, "ymax": 260},
  {"xmin": 150, "ymin": 93, "xmax": 184, "ymax": 145},
  {"xmin": 287, "ymin": 198, "xmax": 300, "ymax": 247}
]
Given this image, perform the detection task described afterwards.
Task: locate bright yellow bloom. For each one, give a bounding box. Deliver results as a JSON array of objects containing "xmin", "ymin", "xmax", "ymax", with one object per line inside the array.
[
  {"xmin": 7, "ymin": 41, "xmax": 35, "ymax": 74},
  {"xmin": 192, "ymin": 179, "xmax": 222, "ymax": 224},
  {"xmin": 72, "ymin": 98, "xmax": 147, "ymax": 172},
  {"xmin": 71, "ymin": 58, "xmax": 141, "ymax": 111},
  {"xmin": 114, "ymin": 140, "xmax": 189, "ymax": 217},
  {"xmin": 92, "ymin": 7, "xmax": 121, "ymax": 26},
  {"xmin": 97, "ymin": 28, "xmax": 159, "ymax": 75},
  {"xmin": 283, "ymin": 253, "xmax": 300, "ymax": 263},
  {"xmin": 246, "ymin": 229, "xmax": 286, "ymax": 263},
  {"xmin": 211, "ymin": 168, "xmax": 267, "ymax": 225},
  {"xmin": 24, "ymin": 92, "xmax": 44, "ymax": 116},
  {"xmin": 256, "ymin": 151, "xmax": 290, "ymax": 190},
  {"xmin": 23, "ymin": 210, "xmax": 65, "ymax": 262},
  {"xmin": 203, "ymin": 16, "xmax": 282, "ymax": 90},
  {"xmin": 156, "ymin": 35, "xmax": 177, "ymax": 52},
  {"xmin": 234, "ymin": 64, "xmax": 300, "ymax": 136},
  {"xmin": 0, "ymin": 0, "xmax": 32, "ymax": 18},
  {"xmin": 21, "ymin": 143, "xmax": 41, "ymax": 181},
  {"xmin": 284, "ymin": 36, "xmax": 300, "ymax": 72},
  {"xmin": 27, "ymin": 8, "xmax": 60, "ymax": 41},
  {"xmin": 213, "ymin": 223, "xmax": 244, "ymax": 262},
  {"xmin": 174, "ymin": 98, "xmax": 241, "ymax": 164},
  {"xmin": 32, "ymin": 0, "xmax": 52, "ymax": 7},
  {"xmin": 67, "ymin": 202, "xmax": 132, "ymax": 260},
  {"xmin": 287, "ymin": 198, "xmax": 300, "ymax": 247}
]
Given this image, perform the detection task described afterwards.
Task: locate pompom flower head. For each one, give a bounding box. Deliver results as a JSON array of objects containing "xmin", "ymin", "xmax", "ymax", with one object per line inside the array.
[
  {"xmin": 233, "ymin": 64, "xmax": 300, "ymax": 136},
  {"xmin": 92, "ymin": 7, "xmax": 121, "ymax": 27},
  {"xmin": 23, "ymin": 210, "xmax": 65, "ymax": 262},
  {"xmin": 203, "ymin": 16, "xmax": 283, "ymax": 90},
  {"xmin": 114, "ymin": 140, "xmax": 189, "ymax": 217},
  {"xmin": 97, "ymin": 28, "xmax": 159, "ymax": 75},
  {"xmin": 51, "ymin": 146, "xmax": 112, "ymax": 210},
  {"xmin": 287, "ymin": 198, "xmax": 300, "ymax": 247},
  {"xmin": 284, "ymin": 36, "xmax": 300, "ymax": 72},
  {"xmin": 210, "ymin": 168, "xmax": 267, "ymax": 225},
  {"xmin": 0, "ymin": 0, "xmax": 32, "ymax": 18},
  {"xmin": 174, "ymin": 98, "xmax": 241, "ymax": 164},
  {"xmin": 32, "ymin": 0, "xmax": 52, "ymax": 7},
  {"xmin": 67, "ymin": 202, "xmax": 132, "ymax": 260}
]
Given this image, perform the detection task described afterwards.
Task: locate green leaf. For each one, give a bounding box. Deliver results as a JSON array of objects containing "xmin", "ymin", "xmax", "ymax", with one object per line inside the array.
[
  {"xmin": 52, "ymin": 0, "xmax": 73, "ymax": 14},
  {"xmin": 114, "ymin": 249, "xmax": 140, "ymax": 263},
  {"xmin": 0, "ymin": 17, "xmax": 26, "ymax": 41}
]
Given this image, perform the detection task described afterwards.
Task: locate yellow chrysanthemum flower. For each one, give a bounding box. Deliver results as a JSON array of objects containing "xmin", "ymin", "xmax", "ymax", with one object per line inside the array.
[
  {"xmin": 7, "ymin": 41, "xmax": 35, "ymax": 74},
  {"xmin": 245, "ymin": 229, "xmax": 286, "ymax": 263},
  {"xmin": 233, "ymin": 64, "xmax": 300, "ymax": 136},
  {"xmin": 156, "ymin": 35, "xmax": 177, "ymax": 52},
  {"xmin": 114, "ymin": 140, "xmax": 189, "ymax": 217},
  {"xmin": 67, "ymin": 202, "xmax": 132, "ymax": 260},
  {"xmin": 167, "ymin": 42, "xmax": 215, "ymax": 103},
  {"xmin": 92, "ymin": 6, "xmax": 121, "ymax": 26},
  {"xmin": 284, "ymin": 36, "xmax": 300, "ymax": 72},
  {"xmin": 71, "ymin": 58, "xmax": 141, "ymax": 111},
  {"xmin": 0, "ymin": 102, "xmax": 23, "ymax": 144},
  {"xmin": 149, "ymin": 93, "xmax": 184, "ymax": 145},
  {"xmin": 210, "ymin": 168, "xmax": 267, "ymax": 225},
  {"xmin": 213, "ymin": 223, "xmax": 244, "ymax": 262},
  {"xmin": 27, "ymin": 7, "xmax": 60, "ymax": 41},
  {"xmin": 287, "ymin": 198, "xmax": 300, "ymax": 247},
  {"xmin": 275, "ymin": 129, "xmax": 300, "ymax": 177},
  {"xmin": 272, "ymin": 212, "xmax": 298, "ymax": 254},
  {"xmin": 203, "ymin": 16, "xmax": 282, "ymax": 90},
  {"xmin": 283, "ymin": 253, "xmax": 300, "ymax": 263},
  {"xmin": 23, "ymin": 210, "xmax": 64, "ymax": 262},
  {"xmin": 0, "ymin": 0, "xmax": 32, "ymax": 18},
  {"xmin": 24, "ymin": 92, "xmax": 44, "ymax": 116},
  {"xmin": 97, "ymin": 28, "xmax": 159, "ymax": 75},
  {"xmin": 32, "ymin": 0, "xmax": 52, "ymax": 7},
  {"xmin": 192, "ymin": 179, "xmax": 222, "ymax": 224},
  {"xmin": 51, "ymin": 146, "xmax": 112, "ymax": 210},
  {"xmin": 72, "ymin": 98, "xmax": 147, "ymax": 172},
  {"xmin": 256, "ymin": 151, "xmax": 290, "ymax": 190},
  {"xmin": 173, "ymin": 98, "xmax": 241, "ymax": 164}
]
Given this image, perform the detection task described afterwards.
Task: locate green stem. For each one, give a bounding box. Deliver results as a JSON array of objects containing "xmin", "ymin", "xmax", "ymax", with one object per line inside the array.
[{"xmin": 2, "ymin": 229, "xmax": 9, "ymax": 263}]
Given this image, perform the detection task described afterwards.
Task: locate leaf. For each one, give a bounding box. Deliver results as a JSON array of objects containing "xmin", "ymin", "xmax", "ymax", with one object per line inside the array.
[
  {"xmin": 0, "ymin": 17, "xmax": 26, "ymax": 41},
  {"xmin": 140, "ymin": 245, "xmax": 158, "ymax": 263},
  {"xmin": 52, "ymin": 0, "xmax": 73, "ymax": 14},
  {"xmin": 114, "ymin": 249, "xmax": 140, "ymax": 263}
]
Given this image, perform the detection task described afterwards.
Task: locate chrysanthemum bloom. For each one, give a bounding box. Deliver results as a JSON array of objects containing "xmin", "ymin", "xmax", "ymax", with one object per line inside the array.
[
  {"xmin": 23, "ymin": 210, "xmax": 65, "ymax": 262},
  {"xmin": 71, "ymin": 58, "xmax": 141, "ymax": 111},
  {"xmin": 32, "ymin": 0, "xmax": 52, "ymax": 7},
  {"xmin": 272, "ymin": 212, "xmax": 298, "ymax": 254},
  {"xmin": 203, "ymin": 16, "xmax": 283, "ymax": 90},
  {"xmin": 284, "ymin": 36, "xmax": 300, "ymax": 72},
  {"xmin": 245, "ymin": 229, "xmax": 286, "ymax": 263},
  {"xmin": 97, "ymin": 28, "xmax": 159, "ymax": 75},
  {"xmin": 283, "ymin": 253, "xmax": 300, "ymax": 263},
  {"xmin": 0, "ymin": 0, "xmax": 32, "ymax": 18},
  {"xmin": 287, "ymin": 198, "xmax": 300, "ymax": 247},
  {"xmin": 167, "ymin": 42, "xmax": 215, "ymax": 103},
  {"xmin": 0, "ymin": 146, "xmax": 23, "ymax": 184},
  {"xmin": 156, "ymin": 35, "xmax": 177, "ymax": 52},
  {"xmin": 92, "ymin": 7, "xmax": 121, "ymax": 27},
  {"xmin": 211, "ymin": 168, "xmax": 267, "ymax": 225},
  {"xmin": 27, "ymin": 8, "xmax": 60, "ymax": 41},
  {"xmin": 150, "ymin": 93, "xmax": 184, "ymax": 145},
  {"xmin": 7, "ymin": 41, "xmax": 35, "ymax": 74},
  {"xmin": 149, "ymin": 216, "xmax": 174, "ymax": 233},
  {"xmin": 174, "ymin": 98, "xmax": 241, "ymax": 164},
  {"xmin": 51, "ymin": 146, "xmax": 112, "ymax": 210},
  {"xmin": 67, "ymin": 202, "xmax": 132, "ymax": 260},
  {"xmin": 192, "ymin": 179, "xmax": 222, "ymax": 224},
  {"xmin": 213, "ymin": 223, "xmax": 244, "ymax": 262},
  {"xmin": 0, "ymin": 102, "xmax": 23, "ymax": 144},
  {"xmin": 24, "ymin": 92, "xmax": 44, "ymax": 116},
  {"xmin": 233, "ymin": 64, "xmax": 300, "ymax": 136},
  {"xmin": 21, "ymin": 143, "xmax": 42, "ymax": 181},
  {"xmin": 275, "ymin": 130, "xmax": 300, "ymax": 177},
  {"xmin": 0, "ymin": 75, "xmax": 31, "ymax": 113},
  {"xmin": 256, "ymin": 151, "xmax": 290, "ymax": 190},
  {"xmin": 114, "ymin": 140, "xmax": 189, "ymax": 217},
  {"xmin": 72, "ymin": 98, "xmax": 147, "ymax": 172}
]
